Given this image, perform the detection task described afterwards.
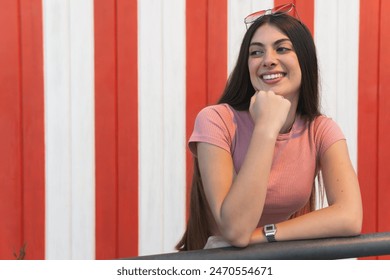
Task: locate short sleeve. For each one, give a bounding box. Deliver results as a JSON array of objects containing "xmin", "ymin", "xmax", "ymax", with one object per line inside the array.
[
  {"xmin": 188, "ymin": 105, "xmax": 235, "ymax": 157},
  {"xmin": 313, "ymin": 116, "xmax": 346, "ymax": 158}
]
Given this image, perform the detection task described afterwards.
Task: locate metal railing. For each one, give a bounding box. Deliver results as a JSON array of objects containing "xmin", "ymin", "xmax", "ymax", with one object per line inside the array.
[{"xmin": 130, "ymin": 232, "xmax": 390, "ymax": 260}]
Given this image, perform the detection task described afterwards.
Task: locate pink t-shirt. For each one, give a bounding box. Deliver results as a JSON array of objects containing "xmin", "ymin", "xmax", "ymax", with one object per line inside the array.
[{"xmin": 189, "ymin": 103, "xmax": 345, "ymax": 226}]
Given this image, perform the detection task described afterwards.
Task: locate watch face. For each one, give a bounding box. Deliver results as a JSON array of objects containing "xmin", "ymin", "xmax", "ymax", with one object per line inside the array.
[{"xmin": 265, "ymin": 225, "xmax": 274, "ymax": 231}]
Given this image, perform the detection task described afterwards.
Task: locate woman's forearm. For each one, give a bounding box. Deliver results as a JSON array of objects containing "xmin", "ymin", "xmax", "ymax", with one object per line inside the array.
[
  {"xmin": 219, "ymin": 125, "xmax": 278, "ymax": 246},
  {"xmin": 249, "ymin": 203, "xmax": 362, "ymax": 245}
]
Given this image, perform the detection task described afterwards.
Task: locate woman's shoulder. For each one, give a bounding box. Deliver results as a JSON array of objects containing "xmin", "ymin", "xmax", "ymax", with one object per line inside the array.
[
  {"xmin": 312, "ymin": 114, "xmax": 343, "ymax": 134},
  {"xmin": 311, "ymin": 114, "xmax": 345, "ymax": 157},
  {"xmin": 189, "ymin": 104, "xmax": 238, "ymax": 156},
  {"xmin": 194, "ymin": 103, "xmax": 238, "ymax": 126},
  {"xmin": 197, "ymin": 103, "xmax": 235, "ymax": 118}
]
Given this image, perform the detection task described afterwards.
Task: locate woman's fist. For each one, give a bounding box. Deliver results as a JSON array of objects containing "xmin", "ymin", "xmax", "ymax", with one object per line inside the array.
[{"xmin": 249, "ymin": 91, "xmax": 291, "ymax": 134}]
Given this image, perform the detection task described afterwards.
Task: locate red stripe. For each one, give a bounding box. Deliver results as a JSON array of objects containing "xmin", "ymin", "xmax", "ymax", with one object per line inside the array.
[
  {"xmin": 0, "ymin": 0, "xmax": 23, "ymax": 260},
  {"xmin": 116, "ymin": 0, "xmax": 138, "ymax": 258},
  {"xmin": 358, "ymin": 0, "xmax": 380, "ymax": 242},
  {"xmin": 185, "ymin": 0, "xmax": 228, "ymax": 212},
  {"xmin": 0, "ymin": 0, "xmax": 44, "ymax": 260},
  {"xmin": 186, "ymin": 0, "xmax": 208, "ymax": 211},
  {"xmin": 377, "ymin": 0, "xmax": 390, "ymax": 260},
  {"xmin": 95, "ymin": 0, "xmax": 119, "ymax": 259},
  {"xmin": 95, "ymin": 0, "xmax": 138, "ymax": 259},
  {"xmin": 294, "ymin": 0, "xmax": 314, "ymax": 35},
  {"xmin": 19, "ymin": 0, "xmax": 45, "ymax": 260},
  {"xmin": 207, "ymin": 0, "xmax": 228, "ymax": 104},
  {"xmin": 274, "ymin": 0, "xmax": 314, "ymax": 34},
  {"xmin": 358, "ymin": 0, "xmax": 390, "ymax": 260}
]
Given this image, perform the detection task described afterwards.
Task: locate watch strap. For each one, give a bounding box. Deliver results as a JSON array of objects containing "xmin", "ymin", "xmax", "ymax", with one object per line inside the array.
[{"xmin": 266, "ymin": 233, "xmax": 277, "ymax": 242}]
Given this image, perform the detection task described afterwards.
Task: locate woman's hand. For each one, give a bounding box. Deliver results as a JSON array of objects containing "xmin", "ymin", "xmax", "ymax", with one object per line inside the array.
[{"xmin": 249, "ymin": 91, "xmax": 291, "ymax": 134}]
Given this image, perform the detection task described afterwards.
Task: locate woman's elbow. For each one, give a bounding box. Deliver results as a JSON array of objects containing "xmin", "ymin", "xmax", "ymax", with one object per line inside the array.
[
  {"xmin": 228, "ymin": 237, "xmax": 250, "ymax": 248},
  {"xmin": 350, "ymin": 215, "xmax": 363, "ymax": 236},
  {"xmin": 342, "ymin": 210, "xmax": 363, "ymax": 236},
  {"xmin": 222, "ymin": 227, "xmax": 251, "ymax": 248},
  {"xmin": 227, "ymin": 237, "xmax": 250, "ymax": 248}
]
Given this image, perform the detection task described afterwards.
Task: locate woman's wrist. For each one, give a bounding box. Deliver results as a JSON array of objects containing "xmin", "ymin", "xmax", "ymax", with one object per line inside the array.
[{"xmin": 252, "ymin": 124, "xmax": 279, "ymax": 140}]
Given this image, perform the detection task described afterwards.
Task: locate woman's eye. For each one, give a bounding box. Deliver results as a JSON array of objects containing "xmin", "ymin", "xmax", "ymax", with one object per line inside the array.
[
  {"xmin": 276, "ymin": 47, "xmax": 291, "ymax": 53},
  {"xmin": 250, "ymin": 50, "xmax": 264, "ymax": 56}
]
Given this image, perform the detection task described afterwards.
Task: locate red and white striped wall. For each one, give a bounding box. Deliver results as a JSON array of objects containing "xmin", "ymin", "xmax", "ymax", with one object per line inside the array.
[{"xmin": 0, "ymin": 0, "xmax": 389, "ymax": 260}]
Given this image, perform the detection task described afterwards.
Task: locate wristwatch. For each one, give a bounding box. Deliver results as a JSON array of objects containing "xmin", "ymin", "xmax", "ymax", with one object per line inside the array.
[{"xmin": 263, "ymin": 224, "xmax": 277, "ymax": 242}]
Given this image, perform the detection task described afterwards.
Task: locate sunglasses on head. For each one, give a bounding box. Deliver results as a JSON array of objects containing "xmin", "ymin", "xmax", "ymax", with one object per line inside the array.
[{"xmin": 244, "ymin": 3, "xmax": 300, "ymax": 29}]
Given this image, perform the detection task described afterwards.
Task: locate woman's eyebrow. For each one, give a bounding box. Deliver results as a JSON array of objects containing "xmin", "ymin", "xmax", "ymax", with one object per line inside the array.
[{"xmin": 249, "ymin": 38, "xmax": 291, "ymax": 47}]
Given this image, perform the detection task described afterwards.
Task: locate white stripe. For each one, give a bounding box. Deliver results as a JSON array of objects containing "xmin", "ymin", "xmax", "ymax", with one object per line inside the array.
[
  {"xmin": 315, "ymin": 0, "xmax": 360, "ymax": 169},
  {"xmin": 43, "ymin": 0, "xmax": 72, "ymax": 259},
  {"xmin": 162, "ymin": 0, "xmax": 186, "ymax": 253},
  {"xmin": 69, "ymin": 0, "xmax": 95, "ymax": 260},
  {"xmin": 43, "ymin": 0, "xmax": 95, "ymax": 259},
  {"xmin": 138, "ymin": 0, "xmax": 164, "ymax": 256},
  {"xmin": 138, "ymin": 0, "xmax": 186, "ymax": 255}
]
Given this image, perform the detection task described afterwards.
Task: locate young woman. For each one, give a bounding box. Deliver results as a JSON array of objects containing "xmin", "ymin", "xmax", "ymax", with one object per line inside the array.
[{"xmin": 176, "ymin": 4, "xmax": 362, "ymax": 251}]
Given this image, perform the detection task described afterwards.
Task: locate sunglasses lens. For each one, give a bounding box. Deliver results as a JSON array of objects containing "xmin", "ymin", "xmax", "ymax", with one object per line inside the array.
[
  {"xmin": 244, "ymin": 11, "xmax": 265, "ymax": 24},
  {"xmin": 273, "ymin": 3, "xmax": 293, "ymax": 15}
]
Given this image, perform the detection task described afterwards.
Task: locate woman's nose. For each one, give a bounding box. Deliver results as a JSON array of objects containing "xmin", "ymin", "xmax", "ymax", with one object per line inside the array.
[{"xmin": 262, "ymin": 50, "xmax": 277, "ymax": 67}]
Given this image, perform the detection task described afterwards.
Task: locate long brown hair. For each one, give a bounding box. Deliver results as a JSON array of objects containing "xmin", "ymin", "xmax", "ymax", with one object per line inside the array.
[
  {"xmin": 176, "ymin": 158, "xmax": 214, "ymax": 251},
  {"xmin": 176, "ymin": 14, "xmax": 321, "ymax": 251}
]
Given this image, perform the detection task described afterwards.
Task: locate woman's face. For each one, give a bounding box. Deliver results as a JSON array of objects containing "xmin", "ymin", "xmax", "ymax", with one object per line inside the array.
[{"xmin": 248, "ymin": 23, "xmax": 301, "ymax": 102}]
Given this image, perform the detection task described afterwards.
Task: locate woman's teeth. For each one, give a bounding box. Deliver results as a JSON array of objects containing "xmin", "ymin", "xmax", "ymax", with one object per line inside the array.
[{"xmin": 262, "ymin": 73, "xmax": 284, "ymax": 80}]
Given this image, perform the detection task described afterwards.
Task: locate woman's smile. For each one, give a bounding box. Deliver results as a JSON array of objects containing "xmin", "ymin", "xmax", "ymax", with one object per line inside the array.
[{"xmin": 260, "ymin": 71, "xmax": 286, "ymax": 83}]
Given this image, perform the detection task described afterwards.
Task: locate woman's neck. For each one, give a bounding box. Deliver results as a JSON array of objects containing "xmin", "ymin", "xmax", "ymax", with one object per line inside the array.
[{"xmin": 280, "ymin": 99, "xmax": 298, "ymax": 134}]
